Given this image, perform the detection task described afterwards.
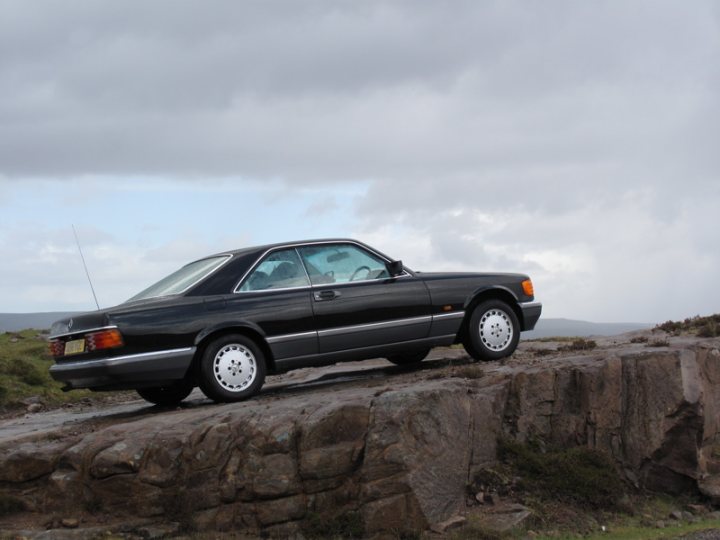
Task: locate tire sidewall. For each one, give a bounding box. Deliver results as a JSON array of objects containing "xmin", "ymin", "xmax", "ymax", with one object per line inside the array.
[
  {"xmin": 199, "ymin": 334, "xmax": 266, "ymax": 402},
  {"xmin": 467, "ymin": 300, "xmax": 520, "ymax": 361}
]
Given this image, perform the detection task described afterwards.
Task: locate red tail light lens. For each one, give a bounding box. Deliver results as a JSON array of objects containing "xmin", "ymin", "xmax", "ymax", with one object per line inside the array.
[
  {"xmin": 49, "ymin": 340, "xmax": 65, "ymax": 357},
  {"xmin": 85, "ymin": 329, "xmax": 124, "ymax": 351}
]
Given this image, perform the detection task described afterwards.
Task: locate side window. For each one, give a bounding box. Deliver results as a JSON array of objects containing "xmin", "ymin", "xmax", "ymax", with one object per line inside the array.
[
  {"xmin": 298, "ymin": 244, "xmax": 389, "ymax": 285},
  {"xmin": 239, "ymin": 249, "xmax": 310, "ymax": 291}
]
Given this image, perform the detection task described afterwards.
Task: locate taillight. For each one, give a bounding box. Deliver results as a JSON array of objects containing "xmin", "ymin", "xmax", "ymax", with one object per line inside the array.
[
  {"xmin": 521, "ymin": 279, "xmax": 534, "ymax": 297},
  {"xmin": 86, "ymin": 329, "xmax": 124, "ymax": 351},
  {"xmin": 48, "ymin": 329, "xmax": 124, "ymax": 357},
  {"xmin": 49, "ymin": 340, "xmax": 65, "ymax": 357}
]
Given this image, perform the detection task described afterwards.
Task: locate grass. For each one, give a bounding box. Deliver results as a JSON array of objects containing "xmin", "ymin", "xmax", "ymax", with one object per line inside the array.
[
  {"xmin": 559, "ymin": 339, "xmax": 597, "ymax": 352},
  {"xmin": 656, "ymin": 314, "xmax": 720, "ymax": 337},
  {"xmin": 534, "ymin": 519, "xmax": 720, "ymax": 539},
  {"xmin": 495, "ymin": 439, "xmax": 624, "ymax": 510},
  {"xmin": 0, "ymin": 329, "xmax": 95, "ymax": 409},
  {"xmin": 464, "ymin": 441, "xmax": 720, "ymax": 540}
]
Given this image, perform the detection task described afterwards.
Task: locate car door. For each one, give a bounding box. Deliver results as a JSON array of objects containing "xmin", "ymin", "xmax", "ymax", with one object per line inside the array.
[
  {"xmin": 296, "ymin": 242, "xmax": 432, "ymax": 353},
  {"xmin": 229, "ymin": 248, "xmax": 317, "ymax": 360}
]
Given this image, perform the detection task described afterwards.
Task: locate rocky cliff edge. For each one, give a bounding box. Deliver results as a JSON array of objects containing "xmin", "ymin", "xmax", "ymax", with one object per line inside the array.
[{"xmin": 1, "ymin": 333, "xmax": 720, "ymax": 536}]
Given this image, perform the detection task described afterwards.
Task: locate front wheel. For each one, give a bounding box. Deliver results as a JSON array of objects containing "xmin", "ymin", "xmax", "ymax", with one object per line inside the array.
[
  {"xmin": 137, "ymin": 378, "xmax": 194, "ymax": 406},
  {"xmin": 198, "ymin": 334, "xmax": 266, "ymax": 403},
  {"xmin": 464, "ymin": 300, "xmax": 520, "ymax": 361}
]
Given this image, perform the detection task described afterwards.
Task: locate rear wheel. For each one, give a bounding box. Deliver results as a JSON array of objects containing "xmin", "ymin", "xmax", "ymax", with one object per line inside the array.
[
  {"xmin": 464, "ymin": 300, "xmax": 520, "ymax": 361},
  {"xmin": 387, "ymin": 348, "xmax": 431, "ymax": 366},
  {"xmin": 136, "ymin": 379, "xmax": 194, "ymax": 406},
  {"xmin": 198, "ymin": 334, "xmax": 266, "ymax": 403}
]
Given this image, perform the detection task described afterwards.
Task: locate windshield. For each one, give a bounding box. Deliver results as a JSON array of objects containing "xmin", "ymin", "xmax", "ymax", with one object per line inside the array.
[{"xmin": 127, "ymin": 255, "xmax": 230, "ymax": 302}]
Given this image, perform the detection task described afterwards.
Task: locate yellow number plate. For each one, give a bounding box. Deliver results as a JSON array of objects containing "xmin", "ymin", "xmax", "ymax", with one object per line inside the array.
[{"xmin": 64, "ymin": 339, "xmax": 85, "ymax": 356}]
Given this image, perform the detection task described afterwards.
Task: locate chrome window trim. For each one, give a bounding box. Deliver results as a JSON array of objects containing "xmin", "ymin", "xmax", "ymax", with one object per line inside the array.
[
  {"xmin": 128, "ymin": 254, "xmax": 234, "ymax": 303},
  {"xmin": 233, "ymin": 240, "xmax": 411, "ymax": 294},
  {"xmin": 49, "ymin": 325, "xmax": 119, "ymax": 341},
  {"xmin": 234, "ymin": 247, "xmax": 311, "ymax": 294},
  {"xmin": 50, "ymin": 347, "xmax": 195, "ymax": 371}
]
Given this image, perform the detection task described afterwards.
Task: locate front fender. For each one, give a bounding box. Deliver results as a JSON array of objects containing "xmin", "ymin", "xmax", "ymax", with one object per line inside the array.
[{"xmin": 463, "ymin": 285, "xmax": 519, "ymax": 310}]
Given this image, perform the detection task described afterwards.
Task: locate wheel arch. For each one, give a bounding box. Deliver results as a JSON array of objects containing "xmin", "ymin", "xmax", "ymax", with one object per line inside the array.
[
  {"xmin": 457, "ymin": 286, "xmax": 524, "ymax": 343},
  {"xmin": 192, "ymin": 322, "xmax": 276, "ymax": 374}
]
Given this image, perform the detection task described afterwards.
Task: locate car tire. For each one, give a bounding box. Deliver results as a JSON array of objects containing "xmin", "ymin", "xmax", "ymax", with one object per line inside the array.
[
  {"xmin": 387, "ymin": 348, "xmax": 431, "ymax": 366},
  {"xmin": 198, "ymin": 334, "xmax": 266, "ymax": 403},
  {"xmin": 464, "ymin": 300, "xmax": 520, "ymax": 361},
  {"xmin": 136, "ymin": 378, "xmax": 194, "ymax": 406}
]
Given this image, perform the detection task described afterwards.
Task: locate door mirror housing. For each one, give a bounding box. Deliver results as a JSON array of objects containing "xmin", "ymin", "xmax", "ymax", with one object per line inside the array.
[{"xmin": 386, "ymin": 260, "xmax": 404, "ymax": 277}]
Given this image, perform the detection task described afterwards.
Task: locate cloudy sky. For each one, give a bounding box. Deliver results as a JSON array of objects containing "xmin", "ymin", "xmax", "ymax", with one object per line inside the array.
[{"xmin": 1, "ymin": 1, "xmax": 718, "ymax": 322}]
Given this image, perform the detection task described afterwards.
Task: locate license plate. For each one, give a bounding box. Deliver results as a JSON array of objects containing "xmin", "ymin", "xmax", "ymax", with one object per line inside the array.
[{"xmin": 64, "ymin": 338, "xmax": 86, "ymax": 356}]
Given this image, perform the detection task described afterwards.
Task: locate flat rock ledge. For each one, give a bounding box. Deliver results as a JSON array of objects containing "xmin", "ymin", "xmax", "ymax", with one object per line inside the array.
[{"xmin": 2, "ymin": 339, "xmax": 720, "ymax": 536}]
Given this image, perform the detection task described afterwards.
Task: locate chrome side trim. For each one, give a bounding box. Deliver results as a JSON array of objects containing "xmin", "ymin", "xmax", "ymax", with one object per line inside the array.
[
  {"xmin": 519, "ymin": 301, "xmax": 542, "ymax": 309},
  {"xmin": 49, "ymin": 325, "xmax": 119, "ymax": 341},
  {"xmin": 267, "ymin": 331, "xmax": 318, "ymax": 344},
  {"xmin": 431, "ymin": 311, "xmax": 465, "ymax": 320},
  {"xmin": 233, "ymin": 240, "xmax": 411, "ymax": 294},
  {"xmin": 50, "ymin": 347, "xmax": 195, "ymax": 371},
  {"xmin": 318, "ymin": 315, "xmax": 432, "ymax": 338}
]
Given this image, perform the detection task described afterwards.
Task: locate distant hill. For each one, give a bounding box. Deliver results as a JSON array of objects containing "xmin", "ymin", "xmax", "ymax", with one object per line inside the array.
[
  {"xmin": 522, "ymin": 318, "xmax": 652, "ymax": 339},
  {"xmin": 0, "ymin": 312, "xmax": 80, "ymax": 333},
  {"xmin": 1, "ymin": 312, "xmax": 653, "ymax": 338}
]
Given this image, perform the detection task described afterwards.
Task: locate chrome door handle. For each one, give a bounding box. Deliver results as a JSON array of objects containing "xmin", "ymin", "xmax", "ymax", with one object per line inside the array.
[{"xmin": 314, "ymin": 290, "xmax": 340, "ymax": 301}]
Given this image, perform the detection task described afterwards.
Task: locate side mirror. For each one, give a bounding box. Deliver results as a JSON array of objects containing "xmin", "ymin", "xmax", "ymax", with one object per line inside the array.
[{"xmin": 386, "ymin": 260, "xmax": 404, "ymax": 277}]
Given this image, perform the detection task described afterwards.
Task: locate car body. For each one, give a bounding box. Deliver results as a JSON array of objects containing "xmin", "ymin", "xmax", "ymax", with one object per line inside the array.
[{"xmin": 48, "ymin": 239, "xmax": 541, "ymax": 405}]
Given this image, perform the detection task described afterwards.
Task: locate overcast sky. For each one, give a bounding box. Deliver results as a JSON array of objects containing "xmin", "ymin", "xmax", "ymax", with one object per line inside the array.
[{"xmin": 1, "ymin": 1, "xmax": 718, "ymax": 322}]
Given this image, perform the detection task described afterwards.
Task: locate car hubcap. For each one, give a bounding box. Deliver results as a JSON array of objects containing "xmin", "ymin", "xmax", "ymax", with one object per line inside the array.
[
  {"xmin": 213, "ymin": 344, "xmax": 257, "ymax": 392},
  {"xmin": 479, "ymin": 309, "xmax": 513, "ymax": 351}
]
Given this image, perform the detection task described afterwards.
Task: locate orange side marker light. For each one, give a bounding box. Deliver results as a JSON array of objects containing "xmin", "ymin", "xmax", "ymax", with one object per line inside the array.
[{"xmin": 521, "ymin": 279, "xmax": 534, "ymax": 297}]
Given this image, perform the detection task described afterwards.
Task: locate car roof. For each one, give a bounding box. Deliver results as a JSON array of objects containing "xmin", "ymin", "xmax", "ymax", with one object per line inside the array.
[{"xmin": 210, "ymin": 238, "xmax": 380, "ymax": 260}]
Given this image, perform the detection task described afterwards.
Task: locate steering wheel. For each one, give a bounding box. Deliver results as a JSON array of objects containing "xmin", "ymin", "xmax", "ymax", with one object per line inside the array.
[{"xmin": 349, "ymin": 265, "xmax": 371, "ymax": 281}]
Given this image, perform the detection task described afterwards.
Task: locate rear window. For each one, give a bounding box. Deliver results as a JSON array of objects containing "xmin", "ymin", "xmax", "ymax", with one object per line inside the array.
[{"xmin": 127, "ymin": 256, "xmax": 230, "ymax": 302}]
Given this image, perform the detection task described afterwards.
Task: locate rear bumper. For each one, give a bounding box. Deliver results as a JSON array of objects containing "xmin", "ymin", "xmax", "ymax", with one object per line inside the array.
[
  {"xmin": 49, "ymin": 347, "xmax": 196, "ymax": 390},
  {"xmin": 519, "ymin": 301, "xmax": 542, "ymax": 331}
]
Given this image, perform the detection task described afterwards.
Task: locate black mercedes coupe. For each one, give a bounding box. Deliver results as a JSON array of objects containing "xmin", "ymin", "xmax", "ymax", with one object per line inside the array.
[{"xmin": 49, "ymin": 239, "xmax": 541, "ymax": 405}]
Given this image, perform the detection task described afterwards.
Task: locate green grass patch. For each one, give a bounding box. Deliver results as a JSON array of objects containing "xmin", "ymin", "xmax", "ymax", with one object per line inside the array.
[
  {"xmin": 496, "ymin": 439, "xmax": 625, "ymax": 509},
  {"xmin": 0, "ymin": 329, "xmax": 95, "ymax": 409},
  {"xmin": 535, "ymin": 519, "xmax": 720, "ymax": 540},
  {"xmin": 656, "ymin": 314, "xmax": 720, "ymax": 337},
  {"xmin": 559, "ymin": 338, "xmax": 597, "ymax": 352}
]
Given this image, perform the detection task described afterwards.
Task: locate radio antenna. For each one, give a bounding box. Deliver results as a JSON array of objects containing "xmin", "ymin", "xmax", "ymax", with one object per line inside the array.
[{"xmin": 72, "ymin": 224, "xmax": 100, "ymax": 310}]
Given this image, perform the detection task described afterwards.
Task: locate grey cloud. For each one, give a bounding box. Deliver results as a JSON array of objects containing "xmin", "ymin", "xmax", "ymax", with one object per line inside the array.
[
  {"xmin": 1, "ymin": 1, "xmax": 719, "ymax": 321},
  {"xmin": 2, "ymin": 0, "xmax": 717, "ymax": 191}
]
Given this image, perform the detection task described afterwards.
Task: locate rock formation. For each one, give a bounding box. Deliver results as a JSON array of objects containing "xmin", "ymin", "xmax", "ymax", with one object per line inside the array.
[{"xmin": 1, "ymin": 336, "xmax": 719, "ymax": 536}]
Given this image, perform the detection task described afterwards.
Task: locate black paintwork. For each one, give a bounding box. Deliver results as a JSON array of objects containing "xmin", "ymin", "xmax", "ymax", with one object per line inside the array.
[{"xmin": 48, "ymin": 239, "xmax": 541, "ymax": 391}]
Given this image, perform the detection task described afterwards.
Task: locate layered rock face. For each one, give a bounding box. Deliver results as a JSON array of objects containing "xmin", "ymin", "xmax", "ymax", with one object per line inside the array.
[{"xmin": 2, "ymin": 339, "xmax": 720, "ymax": 535}]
